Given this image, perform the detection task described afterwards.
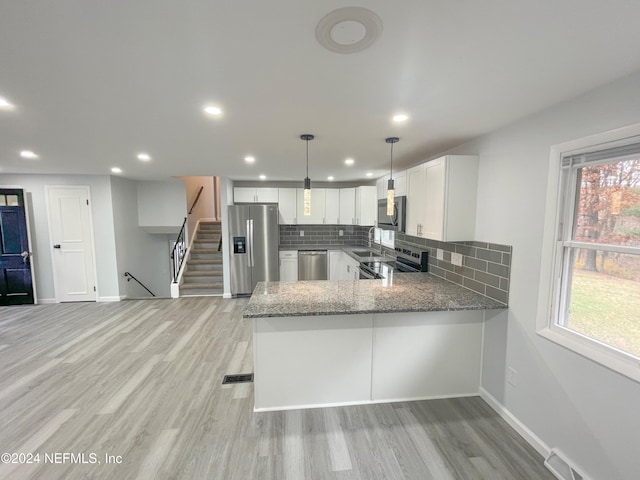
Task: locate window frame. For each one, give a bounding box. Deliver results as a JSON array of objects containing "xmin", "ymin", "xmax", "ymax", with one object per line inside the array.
[{"xmin": 537, "ymin": 124, "xmax": 640, "ymax": 383}]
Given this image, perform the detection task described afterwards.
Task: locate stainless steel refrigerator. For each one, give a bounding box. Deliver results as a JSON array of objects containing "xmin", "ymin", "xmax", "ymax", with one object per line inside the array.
[{"xmin": 228, "ymin": 204, "xmax": 279, "ymax": 295}]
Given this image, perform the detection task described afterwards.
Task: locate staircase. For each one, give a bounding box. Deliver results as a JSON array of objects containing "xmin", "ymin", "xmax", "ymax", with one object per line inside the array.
[{"xmin": 180, "ymin": 221, "xmax": 223, "ymax": 296}]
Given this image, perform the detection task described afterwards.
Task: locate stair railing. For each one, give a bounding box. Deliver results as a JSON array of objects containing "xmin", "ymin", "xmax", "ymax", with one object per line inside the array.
[
  {"xmin": 171, "ymin": 217, "xmax": 188, "ymax": 283},
  {"xmin": 188, "ymin": 186, "xmax": 204, "ymax": 214},
  {"xmin": 124, "ymin": 272, "xmax": 156, "ymax": 297}
]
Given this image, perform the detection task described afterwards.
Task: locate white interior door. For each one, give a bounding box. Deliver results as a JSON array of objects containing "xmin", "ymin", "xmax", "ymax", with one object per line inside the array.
[{"xmin": 47, "ymin": 186, "xmax": 97, "ymax": 302}]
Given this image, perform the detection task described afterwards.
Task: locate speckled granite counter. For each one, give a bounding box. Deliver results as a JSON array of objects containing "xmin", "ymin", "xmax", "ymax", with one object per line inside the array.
[{"xmin": 244, "ymin": 272, "xmax": 505, "ymax": 318}]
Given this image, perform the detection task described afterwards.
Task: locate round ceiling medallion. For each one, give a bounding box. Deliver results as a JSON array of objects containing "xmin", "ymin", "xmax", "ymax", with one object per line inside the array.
[{"xmin": 316, "ymin": 7, "xmax": 382, "ymax": 54}]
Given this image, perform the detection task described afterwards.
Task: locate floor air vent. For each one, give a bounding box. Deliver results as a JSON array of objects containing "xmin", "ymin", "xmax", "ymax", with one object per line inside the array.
[
  {"xmin": 544, "ymin": 449, "xmax": 590, "ymax": 480},
  {"xmin": 222, "ymin": 373, "xmax": 254, "ymax": 385}
]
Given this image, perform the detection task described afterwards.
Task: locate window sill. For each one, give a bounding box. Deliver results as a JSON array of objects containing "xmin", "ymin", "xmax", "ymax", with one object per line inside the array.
[{"xmin": 538, "ymin": 326, "xmax": 640, "ymax": 384}]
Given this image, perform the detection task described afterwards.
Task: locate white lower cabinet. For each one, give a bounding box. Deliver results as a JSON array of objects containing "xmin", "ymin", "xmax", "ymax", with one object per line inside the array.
[
  {"xmin": 328, "ymin": 251, "xmax": 343, "ymax": 280},
  {"xmin": 329, "ymin": 251, "xmax": 360, "ymax": 280},
  {"xmin": 279, "ymin": 250, "xmax": 298, "ymax": 281}
]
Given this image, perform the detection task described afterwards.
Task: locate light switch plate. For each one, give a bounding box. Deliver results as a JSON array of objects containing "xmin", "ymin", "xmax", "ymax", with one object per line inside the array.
[
  {"xmin": 436, "ymin": 248, "xmax": 444, "ymax": 260},
  {"xmin": 300, "ymin": 230, "xmax": 304, "ymax": 236},
  {"xmin": 451, "ymin": 252, "xmax": 463, "ymax": 266},
  {"xmin": 507, "ymin": 367, "xmax": 518, "ymax": 387}
]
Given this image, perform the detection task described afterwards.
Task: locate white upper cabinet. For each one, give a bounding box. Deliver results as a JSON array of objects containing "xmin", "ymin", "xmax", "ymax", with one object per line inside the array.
[
  {"xmin": 339, "ymin": 188, "xmax": 356, "ymax": 224},
  {"xmin": 406, "ymin": 164, "xmax": 427, "ymax": 237},
  {"xmin": 377, "ymin": 171, "xmax": 406, "ymax": 200},
  {"xmin": 278, "ymin": 188, "xmax": 297, "ymax": 224},
  {"xmin": 356, "ymin": 186, "xmax": 376, "ymax": 226},
  {"xmin": 339, "ymin": 187, "xmax": 376, "ymax": 225},
  {"xmin": 234, "ymin": 187, "xmax": 278, "ymax": 203},
  {"xmin": 405, "ymin": 155, "xmax": 478, "ymax": 241},
  {"xmin": 324, "ymin": 189, "xmax": 340, "ymax": 224},
  {"xmin": 296, "ymin": 188, "xmax": 326, "ymax": 224},
  {"xmin": 393, "ymin": 171, "xmax": 407, "ymax": 197}
]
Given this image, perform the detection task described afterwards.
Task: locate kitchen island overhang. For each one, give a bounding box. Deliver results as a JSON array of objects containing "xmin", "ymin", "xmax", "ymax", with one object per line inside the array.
[{"xmin": 245, "ymin": 273, "xmax": 506, "ymax": 412}]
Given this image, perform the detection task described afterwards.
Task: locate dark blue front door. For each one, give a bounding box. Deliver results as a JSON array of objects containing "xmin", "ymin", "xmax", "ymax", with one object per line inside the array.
[{"xmin": 0, "ymin": 189, "xmax": 34, "ymax": 305}]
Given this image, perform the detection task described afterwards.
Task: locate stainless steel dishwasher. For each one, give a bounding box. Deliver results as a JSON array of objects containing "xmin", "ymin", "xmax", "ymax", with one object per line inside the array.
[{"xmin": 298, "ymin": 250, "xmax": 328, "ymax": 280}]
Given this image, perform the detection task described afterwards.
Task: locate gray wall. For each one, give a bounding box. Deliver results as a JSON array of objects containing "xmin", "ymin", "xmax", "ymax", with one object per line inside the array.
[
  {"xmin": 443, "ymin": 69, "xmax": 640, "ymax": 480},
  {"xmin": 0, "ymin": 174, "xmax": 120, "ymax": 301},
  {"xmin": 110, "ymin": 176, "xmax": 172, "ymax": 298},
  {"xmin": 136, "ymin": 179, "xmax": 187, "ymax": 231}
]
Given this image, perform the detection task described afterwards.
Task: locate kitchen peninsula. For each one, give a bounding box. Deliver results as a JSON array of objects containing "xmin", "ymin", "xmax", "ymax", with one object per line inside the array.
[{"xmin": 244, "ymin": 273, "xmax": 506, "ymax": 411}]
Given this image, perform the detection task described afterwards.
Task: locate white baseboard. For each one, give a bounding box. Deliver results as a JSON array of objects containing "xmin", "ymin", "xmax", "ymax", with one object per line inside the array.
[
  {"xmin": 98, "ymin": 296, "xmax": 121, "ymax": 302},
  {"xmin": 480, "ymin": 387, "xmax": 550, "ymax": 458},
  {"xmin": 223, "ymin": 293, "xmax": 232, "ymax": 299},
  {"xmin": 37, "ymin": 298, "xmax": 56, "ymax": 304},
  {"xmin": 254, "ymin": 392, "xmax": 479, "ymax": 413}
]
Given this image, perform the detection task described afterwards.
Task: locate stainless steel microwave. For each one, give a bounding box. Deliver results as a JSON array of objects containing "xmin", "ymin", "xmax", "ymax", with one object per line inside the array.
[{"xmin": 377, "ymin": 196, "xmax": 406, "ymax": 232}]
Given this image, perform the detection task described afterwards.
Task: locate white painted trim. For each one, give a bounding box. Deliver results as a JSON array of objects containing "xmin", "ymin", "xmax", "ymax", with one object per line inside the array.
[
  {"xmin": 537, "ymin": 122, "xmax": 640, "ymax": 384},
  {"xmin": 44, "ymin": 185, "xmax": 99, "ymax": 303},
  {"xmin": 98, "ymin": 296, "xmax": 121, "ymax": 302},
  {"xmin": 479, "ymin": 387, "xmax": 550, "ymax": 458},
  {"xmin": 253, "ymin": 392, "xmax": 479, "ymax": 413},
  {"xmin": 37, "ymin": 298, "xmax": 56, "ymax": 304},
  {"xmin": 223, "ymin": 293, "xmax": 232, "ymax": 299}
]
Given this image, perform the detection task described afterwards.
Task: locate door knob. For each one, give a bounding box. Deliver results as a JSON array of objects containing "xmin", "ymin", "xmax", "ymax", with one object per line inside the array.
[
  {"xmin": 53, "ymin": 244, "xmax": 61, "ymax": 249},
  {"xmin": 21, "ymin": 251, "xmax": 30, "ymax": 263}
]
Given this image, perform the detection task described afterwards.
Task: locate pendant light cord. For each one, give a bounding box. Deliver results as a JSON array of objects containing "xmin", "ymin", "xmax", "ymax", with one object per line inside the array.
[
  {"xmin": 390, "ymin": 141, "xmax": 394, "ymax": 178},
  {"xmin": 306, "ymin": 139, "xmax": 309, "ymax": 178}
]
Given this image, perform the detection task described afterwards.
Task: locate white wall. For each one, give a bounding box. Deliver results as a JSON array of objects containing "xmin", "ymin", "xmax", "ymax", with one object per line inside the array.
[
  {"xmin": 220, "ymin": 177, "xmax": 233, "ymax": 297},
  {"xmin": 178, "ymin": 176, "xmax": 215, "ymax": 242},
  {"xmin": 110, "ymin": 176, "xmax": 172, "ymax": 298},
  {"xmin": 445, "ymin": 70, "xmax": 640, "ymax": 480},
  {"xmin": 136, "ymin": 179, "xmax": 187, "ymax": 232},
  {"xmin": 0, "ymin": 174, "xmax": 120, "ymax": 302}
]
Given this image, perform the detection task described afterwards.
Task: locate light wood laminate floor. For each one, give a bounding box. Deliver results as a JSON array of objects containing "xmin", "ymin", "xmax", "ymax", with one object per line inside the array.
[{"xmin": 0, "ymin": 298, "xmax": 554, "ymax": 479}]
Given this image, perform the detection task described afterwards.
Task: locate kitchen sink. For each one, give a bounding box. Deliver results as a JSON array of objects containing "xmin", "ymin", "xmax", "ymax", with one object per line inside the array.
[{"xmin": 351, "ymin": 250, "xmax": 380, "ymax": 258}]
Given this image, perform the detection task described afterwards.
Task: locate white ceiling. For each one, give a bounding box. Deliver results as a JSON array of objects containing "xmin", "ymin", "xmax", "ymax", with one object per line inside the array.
[{"xmin": 2, "ymin": 1, "xmax": 640, "ymax": 182}]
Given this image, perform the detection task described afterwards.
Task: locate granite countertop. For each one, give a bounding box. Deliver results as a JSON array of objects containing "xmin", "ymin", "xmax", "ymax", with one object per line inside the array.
[{"xmin": 243, "ymin": 272, "xmax": 506, "ymax": 318}]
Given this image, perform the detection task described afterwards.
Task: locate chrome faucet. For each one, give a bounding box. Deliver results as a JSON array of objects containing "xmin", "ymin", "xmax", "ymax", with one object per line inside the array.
[{"xmin": 368, "ymin": 226, "xmax": 375, "ymax": 248}]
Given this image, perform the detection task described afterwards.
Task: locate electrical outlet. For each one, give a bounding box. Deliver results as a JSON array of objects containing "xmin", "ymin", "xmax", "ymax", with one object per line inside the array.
[
  {"xmin": 299, "ymin": 230, "xmax": 304, "ymax": 237},
  {"xmin": 451, "ymin": 252, "xmax": 463, "ymax": 266},
  {"xmin": 338, "ymin": 230, "xmax": 343, "ymax": 236},
  {"xmin": 437, "ymin": 248, "xmax": 444, "ymax": 260},
  {"xmin": 507, "ymin": 367, "xmax": 518, "ymax": 387}
]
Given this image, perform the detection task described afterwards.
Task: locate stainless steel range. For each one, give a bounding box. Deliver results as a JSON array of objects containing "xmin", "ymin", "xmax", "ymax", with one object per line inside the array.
[{"xmin": 359, "ymin": 252, "xmax": 428, "ymax": 279}]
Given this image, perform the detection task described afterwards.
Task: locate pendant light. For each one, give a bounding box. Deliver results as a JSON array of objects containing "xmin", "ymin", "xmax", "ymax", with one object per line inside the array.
[
  {"xmin": 301, "ymin": 134, "xmax": 314, "ymax": 216},
  {"xmin": 386, "ymin": 137, "xmax": 399, "ymax": 215}
]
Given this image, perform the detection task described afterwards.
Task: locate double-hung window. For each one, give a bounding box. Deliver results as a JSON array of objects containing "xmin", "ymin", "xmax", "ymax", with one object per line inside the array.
[{"xmin": 543, "ymin": 131, "xmax": 640, "ymax": 379}]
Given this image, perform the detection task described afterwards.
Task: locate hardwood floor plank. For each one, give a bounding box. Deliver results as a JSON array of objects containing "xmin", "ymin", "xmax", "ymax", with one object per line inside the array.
[
  {"xmin": 135, "ymin": 428, "xmax": 180, "ymax": 480},
  {"xmin": 0, "ymin": 357, "xmax": 63, "ymax": 402},
  {"xmin": 131, "ymin": 321, "xmax": 173, "ymax": 353},
  {"xmin": 0, "ymin": 408, "xmax": 76, "ymax": 479},
  {"xmin": 98, "ymin": 354, "xmax": 162, "ymax": 414},
  {"xmin": 163, "ymin": 303, "xmax": 216, "ymax": 362},
  {"xmin": 325, "ymin": 408, "xmax": 353, "ymax": 472},
  {"xmin": 0, "ymin": 298, "xmax": 556, "ymax": 480}
]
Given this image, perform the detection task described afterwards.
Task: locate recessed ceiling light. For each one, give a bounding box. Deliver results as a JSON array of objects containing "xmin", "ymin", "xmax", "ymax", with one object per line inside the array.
[
  {"xmin": 366, "ymin": 172, "xmax": 373, "ymax": 177},
  {"xmin": 327, "ymin": 176, "xmax": 335, "ymax": 181},
  {"xmin": 245, "ymin": 156, "xmax": 255, "ymax": 164},
  {"xmin": 259, "ymin": 174, "xmax": 266, "ymax": 180},
  {"xmin": 203, "ymin": 105, "xmax": 222, "ymax": 116},
  {"xmin": 344, "ymin": 158, "xmax": 355, "ymax": 166},
  {"xmin": 392, "ymin": 113, "xmax": 409, "ymax": 122},
  {"xmin": 20, "ymin": 150, "xmax": 38, "ymax": 159},
  {"xmin": 111, "ymin": 167, "xmax": 122, "ymax": 174},
  {"xmin": 137, "ymin": 153, "xmax": 151, "ymax": 161},
  {"xmin": 0, "ymin": 97, "xmax": 15, "ymax": 110}
]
